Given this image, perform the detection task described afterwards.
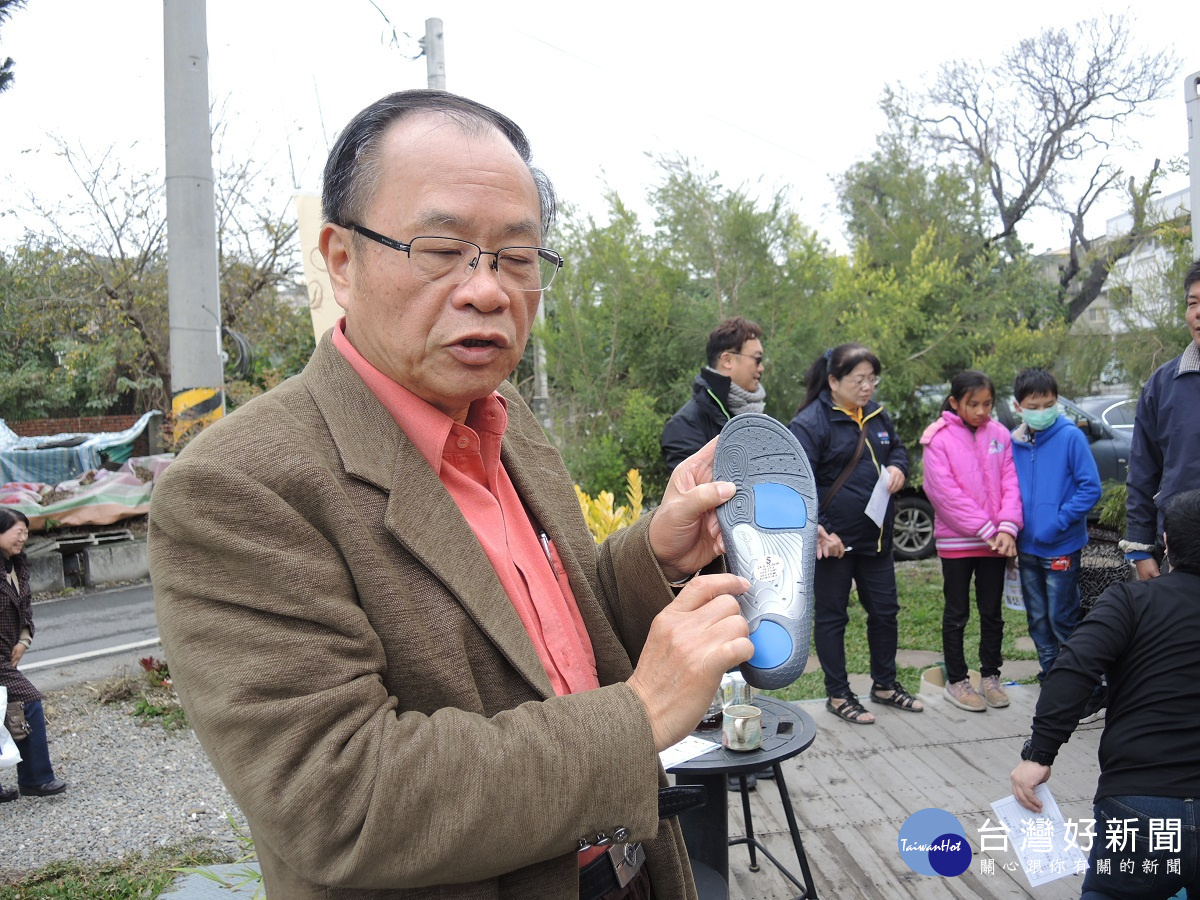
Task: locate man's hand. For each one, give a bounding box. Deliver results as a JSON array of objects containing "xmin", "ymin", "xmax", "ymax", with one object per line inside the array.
[
  {"xmin": 1010, "ymin": 760, "xmax": 1051, "ymax": 812},
  {"xmin": 885, "ymin": 465, "xmax": 906, "ymax": 494},
  {"xmin": 988, "ymin": 532, "xmax": 1017, "ymax": 557},
  {"xmin": 818, "ymin": 526, "xmax": 844, "ymax": 559},
  {"xmin": 10, "ymin": 643, "xmax": 25, "ymax": 667},
  {"xmin": 648, "ymin": 438, "xmax": 735, "ymax": 582},
  {"xmin": 627, "ymin": 573, "xmax": 754, "ymax": 751},
  {"xmin": 1134, "ymin": 558, "xmax": 1161, "ymax": 580}
]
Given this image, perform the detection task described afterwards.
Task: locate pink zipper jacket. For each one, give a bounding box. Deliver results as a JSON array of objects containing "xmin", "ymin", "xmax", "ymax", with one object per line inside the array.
[{"xmin": 920, "ymin": 411, "xmax": 1023, "ymax": 558}]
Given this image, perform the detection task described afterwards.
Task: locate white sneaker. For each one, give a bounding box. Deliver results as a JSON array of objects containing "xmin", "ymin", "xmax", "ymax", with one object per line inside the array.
[{"xmin": 1079, "ymin": 687, "xmax": 1107, "ymax": 724}]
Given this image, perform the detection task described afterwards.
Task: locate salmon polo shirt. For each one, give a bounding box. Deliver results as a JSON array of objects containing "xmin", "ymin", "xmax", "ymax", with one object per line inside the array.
[{"xmin": 332, "ymin": 320, "xmax": 599, "ymax": 697}]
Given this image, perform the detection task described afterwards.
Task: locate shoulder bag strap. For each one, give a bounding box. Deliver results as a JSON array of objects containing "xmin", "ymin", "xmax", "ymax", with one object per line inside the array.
[{"xmin": 820, "ymin": 423, "xmax": 869, "ymax": 512}]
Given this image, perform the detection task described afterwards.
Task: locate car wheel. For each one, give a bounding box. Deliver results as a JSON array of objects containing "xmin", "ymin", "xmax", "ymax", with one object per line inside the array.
[{"xmin": 893, "ymin": 496, "xmax": 936, "ymax": 561}]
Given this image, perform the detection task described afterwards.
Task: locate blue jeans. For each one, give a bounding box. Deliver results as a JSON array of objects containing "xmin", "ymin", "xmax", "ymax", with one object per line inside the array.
[
  {"xmin": 1018, "ymin": 551, "xmax": 1081, "ymax": 680},
  {"xmin": 1082, "ymin": 795, "xmax": 1200, "ymax": 899},
  {"xmin": 16, "ymin": 700, "xmax": 58, "ymax": 789}
]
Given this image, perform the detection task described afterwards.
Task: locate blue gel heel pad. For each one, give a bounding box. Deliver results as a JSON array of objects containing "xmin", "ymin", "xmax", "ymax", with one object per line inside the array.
[
  {"xmin": 753, "ymin": 483, "xmax": 808, "ymax": 529},
  {"xmin": 748, "ymin": 620, "xmax": 794, "ymax": 670}
]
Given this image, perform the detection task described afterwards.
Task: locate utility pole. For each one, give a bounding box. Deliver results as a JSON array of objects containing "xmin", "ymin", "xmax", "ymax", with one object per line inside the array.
[
  {"xmin": 1187, "ymin": 70, "xmax": 1200, "ymax": 259},
  {"xmin": 423, "ymin": 18, "xmax": 445, "ymax": 90},
  {"xmin": 533, "ymin": 301, "xmax": 551, "ymax": 429},
  {"xmin": 163, "ymin": 0, "xmax": 225, "ymax": 441}
]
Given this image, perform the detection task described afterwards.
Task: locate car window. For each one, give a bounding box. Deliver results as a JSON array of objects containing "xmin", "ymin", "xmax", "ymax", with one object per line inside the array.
[{"xmin": 1103, "ymin": 399, "xmax": 1136, "ymax": 429}]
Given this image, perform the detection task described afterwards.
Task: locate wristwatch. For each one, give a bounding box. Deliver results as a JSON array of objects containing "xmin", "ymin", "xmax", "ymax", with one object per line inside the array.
[{"xmin": 1021, "ymin": 738, "xmax": 1056, "ymax": 766}]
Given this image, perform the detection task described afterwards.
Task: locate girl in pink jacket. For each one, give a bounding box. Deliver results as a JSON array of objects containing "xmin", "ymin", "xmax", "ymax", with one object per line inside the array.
[{"xmin": 920, "ymin": 371, "xmax": 1023, "ymax": 713}]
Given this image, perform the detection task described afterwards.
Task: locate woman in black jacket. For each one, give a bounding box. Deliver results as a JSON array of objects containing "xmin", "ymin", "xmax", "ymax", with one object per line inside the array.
[
  {"xmin": 788, "ymin": 343, "xmax": 923, "ymax": 724},
  {"xmin": 0, "ymin": 508, "xmax": 67, "ymax": 800}
]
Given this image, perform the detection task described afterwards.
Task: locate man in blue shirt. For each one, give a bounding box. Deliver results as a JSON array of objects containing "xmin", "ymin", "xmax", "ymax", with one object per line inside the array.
[{"xmin": 1122, "ymin": 258, "xmax": 1200, "ymax": 580}]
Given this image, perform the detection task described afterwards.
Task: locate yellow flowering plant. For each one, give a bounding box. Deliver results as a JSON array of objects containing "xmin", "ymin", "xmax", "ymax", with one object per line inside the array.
[{"xmin": 575, "ymin": 469, "xmax": 643, "ymax": 543}]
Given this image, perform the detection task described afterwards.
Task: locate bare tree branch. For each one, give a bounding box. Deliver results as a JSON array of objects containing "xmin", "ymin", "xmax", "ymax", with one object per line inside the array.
[{"xmin": 890, "ymin": 14, "xmax": 1176, "ymax": 248}]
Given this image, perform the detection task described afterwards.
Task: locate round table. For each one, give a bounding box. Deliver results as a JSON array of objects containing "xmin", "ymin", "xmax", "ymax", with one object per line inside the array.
[{"xmin": 668, "ymin": 697, "xmax": 819, "ymax": 897}]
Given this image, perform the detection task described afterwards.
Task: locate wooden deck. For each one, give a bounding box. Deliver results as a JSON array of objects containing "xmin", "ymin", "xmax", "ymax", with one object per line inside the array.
[{"xmin": 718, "ymin": 684, "xmax": 1103, "ymax": 899}]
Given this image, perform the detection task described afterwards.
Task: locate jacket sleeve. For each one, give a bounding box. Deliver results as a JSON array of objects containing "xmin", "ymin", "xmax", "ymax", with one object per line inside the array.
[
  {"xmin": 149, "ymin": 452, "xmax": 664, "ymax": 891},
  {"xmin": 789, "ymin": 412, "xmax": 830, "ymax": 529},
  {"xmin": 661, "ymin": 411, "xmax": 698, "ymax": 474},
  {"xmin": 1030, "ymin": 583, "xmax": 1133, "ymax": 754},
  {"xmin": 997, "ymin": 433, "xmax": 1023, "ymax": 535},
  {"xmin": 1058, "ymin": 428, "xmax": 1102, "ymax": 530},
  {"xmin": 921, "ymin": 432, "xmax": 993, "ymax": 539},
  {"xmin": 1125, "ymin": 381, "xmax": 1164, "ymax": 547},
  {"xmin": 883, "ymin": 411, "xmax": 909, "ymax": 476}
]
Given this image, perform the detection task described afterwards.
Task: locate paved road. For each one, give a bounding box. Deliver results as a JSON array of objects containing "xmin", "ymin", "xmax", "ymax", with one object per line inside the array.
[{"xmin": 23, "ymin": 581, "xmax": 163, "ymax": 692}]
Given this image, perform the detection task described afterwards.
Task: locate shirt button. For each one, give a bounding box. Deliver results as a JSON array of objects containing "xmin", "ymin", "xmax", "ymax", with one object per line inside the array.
[{"xmin": 456, "ymin": 436, "xmax": 469, "ymax": 449}]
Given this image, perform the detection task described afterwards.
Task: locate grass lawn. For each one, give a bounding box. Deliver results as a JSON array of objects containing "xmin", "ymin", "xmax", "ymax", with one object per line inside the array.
[
  {"xmin": 0, "ymin": 847, "xmax": 232, "ymax": 900},
  {"xmin": 765, "ymin": 557, "xmax": 1037, "ymax": 703}
]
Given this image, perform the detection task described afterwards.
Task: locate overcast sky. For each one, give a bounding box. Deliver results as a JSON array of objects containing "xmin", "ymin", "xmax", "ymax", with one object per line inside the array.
[{"xmin": 0, "ymin": 1, "xmax": 1194, "ymax": 254}]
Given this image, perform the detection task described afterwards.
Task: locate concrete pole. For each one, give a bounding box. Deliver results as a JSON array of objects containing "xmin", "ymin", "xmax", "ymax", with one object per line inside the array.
[
  {"xmin": 532, "ymin": 298, "xmax": 551, "ymax": 430},
  {"xmin": 163, "ymin": 0, "xmax": 225, "ymax": 441},
  {"xmin": 1187, "ymin": 72, "xmax": 1200, "ymax": 260},
  {"xmin": 424, "ymin": 18, "xmax": 445, "ymax": 90}
]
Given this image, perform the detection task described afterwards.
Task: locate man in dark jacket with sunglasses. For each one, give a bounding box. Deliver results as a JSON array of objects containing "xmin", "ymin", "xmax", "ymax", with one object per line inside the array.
[{"xmin": 662, "ymin": 317, "xmax": 765, "ymax": 473}]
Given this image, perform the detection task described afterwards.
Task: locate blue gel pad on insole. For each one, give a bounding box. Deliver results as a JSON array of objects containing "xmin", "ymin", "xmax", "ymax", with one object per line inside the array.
[
  {"xmin": 753, "ymin": 483, "xmax": 808, "ymax": 529},
  {"xmin": 748, "ymin": 620, "xmax": 794, "ymax": 670}
]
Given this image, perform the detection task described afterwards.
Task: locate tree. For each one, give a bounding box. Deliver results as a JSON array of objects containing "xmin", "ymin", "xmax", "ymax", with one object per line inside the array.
[
  {"xmin": 0, "ymin": 0, "xmax": 26, "ymax": 96},
  {"xmin": 1056, "ymin": 160, "xmax": 1178, "ymax": 322},
  {"xmin": 837, "ymin": 125, "xmax": 987, "ymax": 272},
  {"xmin": 885, "ymin": 14, "xmax": 1177, "ymax": 318},
  {"xmin": 2, "ymin": 138, "xmax": 311, "ymax": 423},
  {"xmin": 535, "ymin": 159, "xmax": 837, "ymax": 499},
  {"xmin": 646, "ymin": 157, "xmax": 836, "ymax": 423},
  {"xmin": 819, "ymin": 238, "xmax": 1067, "ymax": 451},
  {"xmin": 1104, "ymin": 198, "xmax": 1196, "ymax": 389},
  {"xmin": 535, "ymin": 194, "xmax": 690, "ymax": 499},
  {"xmin": 0, "ymin": 241, "xmax": 158, "ymax": 420}
]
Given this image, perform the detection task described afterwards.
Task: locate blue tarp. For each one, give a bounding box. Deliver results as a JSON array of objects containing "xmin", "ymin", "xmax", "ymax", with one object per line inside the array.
[{"xmin": 0, "ymin": 411, "xmax": 162, "ymax": 485}]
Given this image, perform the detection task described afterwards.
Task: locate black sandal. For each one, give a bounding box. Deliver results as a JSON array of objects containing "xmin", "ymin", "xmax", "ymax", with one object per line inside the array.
[
  {"xmin": 826, "ymin": 694, "xmax": 875, "ymax": 725},
  {"xmin": 870, "ymin": 681, "xmax": 924, "ymax": 712}
]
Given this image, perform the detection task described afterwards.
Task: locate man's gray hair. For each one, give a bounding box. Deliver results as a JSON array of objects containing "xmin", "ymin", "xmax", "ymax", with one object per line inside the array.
[{"xmin": 321, "ymin": 89, "xmax": 557, "ymax": 237}]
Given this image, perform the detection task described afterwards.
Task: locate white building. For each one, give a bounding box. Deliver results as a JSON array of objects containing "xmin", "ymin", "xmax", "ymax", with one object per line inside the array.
[{"xmin": 1080, "ymin": 188, "xmax": 1192, "ymax": 335}]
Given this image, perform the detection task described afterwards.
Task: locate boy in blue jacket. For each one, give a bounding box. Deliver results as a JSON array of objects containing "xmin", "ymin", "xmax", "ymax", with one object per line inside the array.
[{"xmin": 1010, "ymin": 368, "xmax": 1101, "ymax": 681}]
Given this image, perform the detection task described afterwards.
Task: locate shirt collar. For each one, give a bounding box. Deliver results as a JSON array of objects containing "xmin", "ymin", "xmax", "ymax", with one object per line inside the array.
[
  {"xmin": 330, "ymin": 317, "xmax": 508, "ymax": 474},
  {"xmin": 1177, "ymin": 342, "xmax": 1200, "ymax": 376}
]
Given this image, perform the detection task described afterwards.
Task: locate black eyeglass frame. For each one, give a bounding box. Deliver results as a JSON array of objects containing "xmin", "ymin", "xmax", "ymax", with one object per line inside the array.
[
  {"xmin": 727, "ymin": 351, "xmax": 766, "ymax": 366},
  {"xmin": 347, "ymin": 223, "xmax": 564, "ymax": 291}
]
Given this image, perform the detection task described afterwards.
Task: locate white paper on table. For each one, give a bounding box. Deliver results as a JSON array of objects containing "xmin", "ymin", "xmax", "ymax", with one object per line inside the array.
[
  {"xmin": 864, "ymin": 468, "xmax": 891, "ymax": 527},
  {"xmin": 659, "ymin": 735, "xmax": 720, "ymax": 770},
  {"xmin": 990, "ymin": 784, "xmax": 1089, "ymax": 887}
]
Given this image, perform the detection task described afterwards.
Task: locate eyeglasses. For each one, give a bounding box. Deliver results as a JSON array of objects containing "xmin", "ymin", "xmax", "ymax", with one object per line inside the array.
[
  {"xmin": 348, "ymin": 224, "xmax": 565, "ymax": 292},
  {"xmin": 729, "ymin": 352, "xmax": 766, "ymax": 366},
  {"xmin": 842, "ymin": 375, "xmax": 881, "ymax": 388}
]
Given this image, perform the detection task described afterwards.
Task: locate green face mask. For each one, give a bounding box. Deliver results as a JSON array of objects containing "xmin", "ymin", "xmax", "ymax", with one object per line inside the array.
[{"xmin": 1021, "ymin": 407, "xmax": 1058, "ymax": 431}]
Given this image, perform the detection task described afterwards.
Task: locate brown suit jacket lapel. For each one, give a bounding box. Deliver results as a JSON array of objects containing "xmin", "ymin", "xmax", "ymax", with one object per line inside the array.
[
  {"xmin": 304, "ymin": 338, "xmax": 555, "ymax": 699},
  {"xmin": 498, "ymin": 382, "xmax": 636, "ymax": 687}
]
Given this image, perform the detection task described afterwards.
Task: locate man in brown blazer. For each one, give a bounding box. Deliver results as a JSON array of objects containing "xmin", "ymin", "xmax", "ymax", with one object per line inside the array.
[{"xmin": 149, "ymin": 90, "xmax": 754, "ymax": 899}]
